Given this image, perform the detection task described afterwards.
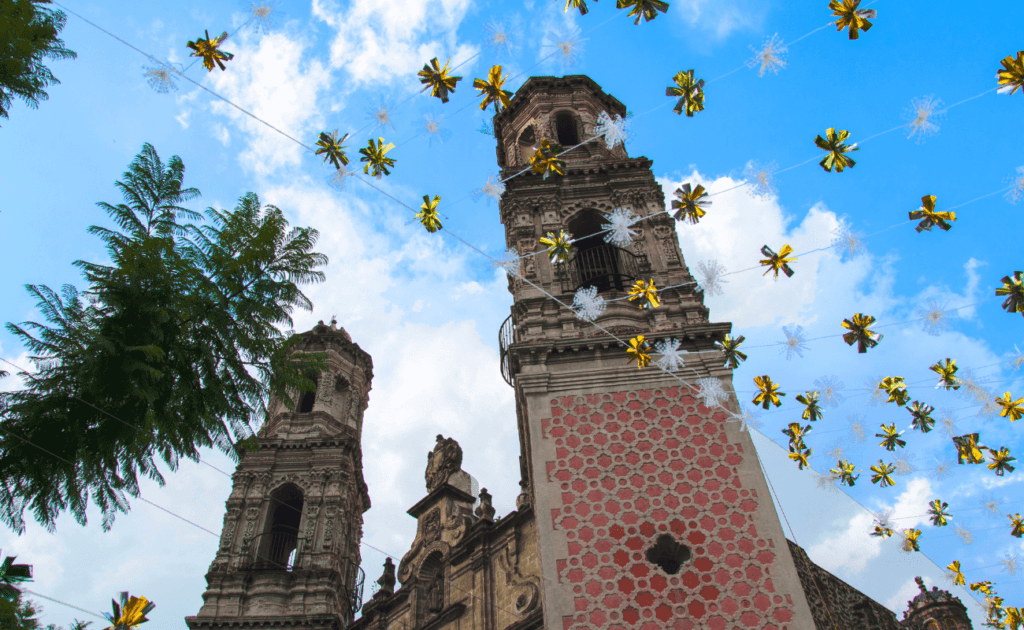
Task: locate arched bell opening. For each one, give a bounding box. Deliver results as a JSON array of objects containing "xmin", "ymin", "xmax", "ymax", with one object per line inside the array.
[
  {"xmin": 517, "ymin": 126, "xmax": 537, "ymax": 165},
  {"xmin": 564, "ymin": 209, "xmax": 639, "ymax": 295},
  {"xmin": 255, "ymin": 483, "xmax": 304, "ymax": 570},
  {"xmin": 554, "ymin": 111, "xmax": 580, "ymax": 147},
  {"xmin": 298, "ymin": 371, "xmax": 318, "ymax": 413}
]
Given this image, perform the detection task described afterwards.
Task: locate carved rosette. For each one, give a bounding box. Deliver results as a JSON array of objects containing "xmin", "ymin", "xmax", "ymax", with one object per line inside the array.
[
  {"xmin": 322, "ymin": 504, "xmax": 338, "ymax": 551},
  {"xmin": 304, "ymin": 505, "xmax": 320, "ymax": 545},
  {"xmin": 219, "ymin": 507, "xmax": 242, "ymax": 552},
  {"xmin": 242, "ymin": 506, "xmax": 261, "ymax": 541}
]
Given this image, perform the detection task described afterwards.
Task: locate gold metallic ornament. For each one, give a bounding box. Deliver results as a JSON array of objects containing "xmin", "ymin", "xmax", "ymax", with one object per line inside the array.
[
  {"xmin": 671, "ymin": 183, "xmax": 711, "ymax": 224},
  {"xmin": 753, "ymin": 375, "xmax": 785, "ymax": 409},
  {"xmin": 996, "ymin": 392, "xmax": 1024, "ymax": 421},
  {"xmin": 102, "ymin": 592, "xmax": 155, "ymax": 630},
  {"xmin": 186, "ymin": 30, "xmax": 234, "ymax": 72},
  {"xmin": 416, "ymin": 195, "xmax": 443, "ymax": 233},
  {"xmin": 841, "ymin": 313, "xmax": 882, "ymax": 353},
  {"xmin": 830, "ymin": 459, "xmax": 860, "ymax": 486},
  {"xmin": 878, "ymin": 376, "xmax": 909, "ymax": 407},
  {"xmin": 997, "ymin": 51, "xmax": 1024, "ymax": 96},
  {"xmin": 418, "ymin": 57, "xmax": 462, "ymax": 104},
  {"xmin": 788, "ymin": 447, "xmax": 812, "ymax": 470},
  {"xmin": 529, "ymin": 139, "xmax": 566, "ymax": 179},
  {"xmin": 716, "ymin": 334, "xmax": 747, "ymax": 369},
  {"xmin": 908, "ymin": 401, "xmax": 935, "ymax": 433},
  {"xmin": 315, "ymin": 130, "xmax": 350, "ymax": 169},
  {"xmin": 815, "ymin": 127, "xmax": 858, "ymax": 172},
  {"xmin": 760, "ymin": 244, "xmax": 797, "ymax": 279},
  {"xmin": 829, "ymin": 0, "xmax": 876, "ymax": 40},
  {"xmin": 947, "ymin": 560, "xmax": 966, "ymax": 586},
  {"xmin": 795, "ymin": 391, "xmax": 823, "ymax": 422},
  {"xmin": 930, "ymin": 358, "xmax": 960, "ymax": 391},
  {"xmin": 870, "ymin": 460, "xmax": 896, "ymax": 487},
  {"xmin": 996, "ymin": 271, "xmax": 1024, "ymax": 317},
  {"xmin": 909, "ymin": 195, "xmax": 955, "ymax": 232},
  {"xmin": 987, "ymin": 446, "xmax": 1016, "ymax": 477},
  {"xmin": 627, "ymin": 278, "xmax": 660, "ymax": 309},
  {"xmin": 928, "ymin": 499, "xmax": 951, "ymax": 527},
  {"xmin": 539, "ymin": 230, "xmax": 575, "ymax": 263},
  {"xmin": 666, "ymin": 70, "xmax": 705, "ymax": 117},
  {"xmin": 358, "ymin": 137, "xmax": 396, "ymax": 178},
  {"xmin": 616, "ymin": 0, "xmax": 669, "ymax": 24},
  {"xmin": 473, "ymin": 65, "xmax": 513, "ymax": 113},
  {"xmin": 953, "ymin": 433, "xmax": 986, "ymax": 465},
  {"xmin": 564, "ymin": 0, "xmax": 595, "ymax": 15},
  {"xmin": 626, "ymin": 335, "xmax": 652, "ymax": 369},
  {"xmin": 876, "ymin": 423, "xmax": 906, "ymax": 451}
]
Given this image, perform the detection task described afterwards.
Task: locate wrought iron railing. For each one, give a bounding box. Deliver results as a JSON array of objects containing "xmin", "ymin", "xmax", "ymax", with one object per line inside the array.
[
  {"xmin": 499, "ymin": 314, "xmax": 516, "ymax": 387},
  {"xmin": 244, "ymin": 529, "xmax": 303, "ymax": 570},
  {"xmin": 564, "ymin": 245, "xmax": 639, "ymax": 294},
  {"xmin": 344, "ymin": 565, "xmax": 365, "ymax": 615}
]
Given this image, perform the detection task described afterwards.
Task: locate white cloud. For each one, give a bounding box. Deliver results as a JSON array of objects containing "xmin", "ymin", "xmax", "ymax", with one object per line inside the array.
[
  {"xmin": 886, "ymin": 575, "xmax": 930, "ymax": 614},
  {"xmin": 212, "ymin": 122, "xmax": 231, "ymax": 146},
  {"xmin": 672, "ymin": 0, "xmax": 769, "ymax": 41}
]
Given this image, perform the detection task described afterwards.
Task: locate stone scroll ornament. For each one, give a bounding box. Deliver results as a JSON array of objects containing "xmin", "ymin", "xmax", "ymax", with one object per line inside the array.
[{"xmin": 425, "ymin": 434, "xmax": 463, "ymax": 492}]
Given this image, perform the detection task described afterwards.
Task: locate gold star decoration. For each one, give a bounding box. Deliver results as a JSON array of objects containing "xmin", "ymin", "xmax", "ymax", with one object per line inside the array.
[
  {"xmin": 315, "ymin": 130, "xmax": 350, "ymax": 170},
  {"xmin": 788, "ymin": 447, "xmax": 812, "ymax": 470},
  {"xmin": 930, "ymin": 358, "xmax": 960, "ymax": 391},
  {"xmin": 953, "ymin": 433, "xmax": 986, "ymax": 465},
  {"xmin": 666, "ymin": 69, "xmax": 705, "ymax": 117},
  {"xmin": 871, "ymin": 523, "xmax": 894, "ymax": 538},
  {"xmin": 538, "ymin": 230, "xmax": 575, "ymax": 263},
  {"xmin": 564, "ymin": 0, "xmax": 594, "ymax": 15},
  {"xmin": 473, "ymin": 65, "xmax": 513, "ymax": 113},
  {"xmin": 760, "ymin": 244, "xmax": 797, "ymax": 279},
  {"xmin": 929, "ymin": 499, "xmax": 952, "ymax": 527},
  {"xmin": 616, "ymin": 0, "xmax": 670, "ymax": 25},
  {"xmin": 901, "ymin": 528, "xmax": 922, "ymax": 552},
  {"xmin": 529, "ymin": 139, "xmax": 566, "ymax": 179},
  {"xmin": 947, "ymin": 560, "xmax": 966, "ymax": 586},
  {"xmin": 782, "ymin": 422, "xmax": 812, "ymax": 450},
  {"xmin": 908, "ymin": 401, "xmax": 935, "ymax": 433},
  {"xmin": 186, "ymin": 30, "xmax": 234, "ymax": 72},
  {"xmin": 876, "ymin": 423, "xmax": 906, "ymax": 451},
  {"xmin": 626, "ymin": 335, "xmax": 652, "ymax": 369},
  {"xmin": 102, "ymin": 592, "xmax": 155, "ymax": 630},
  {"xmin": 829, "ymin": 0, "xmax": 876, "ymax": 40},
  {"xmin": 1004, "ymin": 607, "xmax": 1022, "ymax": 630},
  {"xmin": 988, "ymin": 446, "xmax": 1016, "ymax": 477},
  {"xmin": 1012, "ymin": 514, "xmax": 1024, "ymax": 538},
  {"xmin": 830, "ymin": 459, "xmax": 860, "ymax": 486},
  {"xmin": 878, "ymin": 376, "xmax": 910, "ymax": 407},
  {"xmin": 418, "ymin": 57, "xmax": 462, "ymax": 104},
  {"xmin": 996, "ymin": 272, "xmax": 1024, "ymax": 317},
  {"xmin": 716, "ymin": 334, "xmax": 747, "ymax": 369},
  {"xmin": 997, "ymin": 51, "xmax": 1024, "ymax": 96},
  {"xmin": 841, "ymin": 313, "xmax": 882, "ymax": 353},
  {"xmin": 909, "ymin": 195, "xmax": 956, "ymax": 233},
  {"xmin": 870, "ymin": 460, "xmax": 896, "ymax": 487},
  {"xmin": 358, "ymin": 137, "xmax": 396, "ymax": 178},
  {"xmin": 814, "ymin": 127, "xmax": 858, "ymax": 173},
  {"xmin": 796, "ymin": 391, "xmax": 823, "ymax": 422},
  {"xmin": 753, "ymin": 375, "xmax": 785, "ymax": 409},
  {"xmin": 971, "ymin": 581, "xmax": 995, "ymax": 595},
  {"xmin": 415, "ymin": 195, "xmax": 442, "ymax": 233},
  {"xmin": 628, "ymin": 278, "xmax": 660, "ymax": 309},
  {"xmin": 671, "ymin": 183, "xmax": 711, "ymax": 224},
  {"xmin": 996, "ymin": 392, "xmax": 1024, "ymax": 421}
]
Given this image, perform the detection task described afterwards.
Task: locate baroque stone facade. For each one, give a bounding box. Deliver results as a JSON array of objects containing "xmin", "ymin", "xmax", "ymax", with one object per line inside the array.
[{"xmin": 185, "ymin": 76, "xmax": 975, "ymax": 630}]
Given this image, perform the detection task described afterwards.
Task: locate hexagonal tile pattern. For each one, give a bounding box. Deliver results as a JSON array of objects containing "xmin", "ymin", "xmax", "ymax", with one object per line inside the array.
[{"xmin": 541, "ymin": 388, "xmax": 795, "ymax": 630}]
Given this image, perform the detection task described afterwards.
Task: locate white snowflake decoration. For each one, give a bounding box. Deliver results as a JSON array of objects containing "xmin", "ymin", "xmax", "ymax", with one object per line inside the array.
[
  {"xmin": 571, "ymin": 286, "xmax": 606, "ymax": 322},
  {"xmin": 1010, "ymin": 344, "xmax": 1024, "ymax": 371},
  {"xmin": 695, "ymin": 377, "xmax": 728, "ymax": 409},
  {"xmin": 142, "ymin": 61, "xmax": 181, "ymax": 93},
  {"xmin": 746, "ymin": 33, "xmax": 788, "ymax": 77},
  {"xmin": 847, "ymin": 415, "xmax": 867, "ymax": 444},
  {"xmin": 955, "ymin": 368, "xmax": 992, "ymax": 406},
  {"xmin": 813, "ymin": 470, "xmax": 841, "ymax": 493},
  {"xmin": 937, "ymin": 409, "xmax": 957, "ymax": 438},
  {"xmin": 779, "ymin": 324, "xmax": 809, "ymax": 360},
  {"xmin": 872, "ymin": 509, "xmax": 895, "ymax": 534},
  {"xmin": 545, "ymin": 25, "xmax": 587, "ymax": 70},
  {"xmin": 954, "ymin": 523, "xmax": 974, "ymax": 545},
  {"xmin": 421, "ymin": 109, "xmax": 452, "ymax": 147},
  {"xmin": 743, "ymin": 160, "xmax": 778, "ymax": 199},
  {"xmin": 813, "ymin": 376, "xmax": 845, "ymax": 408},
  {"xmin": 902, "ymin": 95, "xmax": 945, "ymax": 144},
  {"xmin": 831, "ymin": 220, "xmax": 865, "ymax": 260},
  {"xmin": 981, "ymin": 495, "xmax": 1002, "ymax": 517},
  {"xmin": 825, "ymin": 444, "xmax": 845, "ymax": 461},
  {"xmin": 365, "ymin": 95, "xmax": 396, "ymax": 134},
  {"xmin": 727, "ymin": 406, "xmax": 762, "ymax": 433},
  {"xmin": 1006, "ymin": 166, "xmax": 1024, "ymax": 205},
  {"xmin": 328, "ymin": 163, "xmax": 355, "ymax": 191},
  {"xmin": 916, "ymin": 298, "xmax": 951, "ymax": 336},
  {"xmin": 1001, "ymin": 553, "xmax": 1019, "ymax": 576},
  {"xmin": 893, "ymin": 451, "xmax": 917, "ymax": 476},
  {"xmin": 695, "ymin": 260, "xmax": 728, "ymax": 297},
  {"xmin": 654, "ymin": 338, "xmax": 688, "ymax": 372},
  {"xmin": 601, "ymin": 207, "xmax": 641, "ymax": 247},
  {"xmin": 483, "ymin": 17, "xmax": 523, "ymax": 57},
  {"xmin": 931, "ymin": 457, "xmax": 955, "ymax": 481},
  {"xmin": 593, "ymin": 110, "xmax": 630, "ymax": 150},
  {"xmin": 492, "ymin": 247, "xmax": 521, "ymax": 277},
  {"xmin": 472, "ymin": 174, "xmax": 506, "ymax": 206},
  {"xmin": 247, "ymin": 0, "xmax": 283, "ymax": 33},
  {"xmin": 978, "ymin": 397, "xmax": 1002, "ymax": 419},
  {"xmin": 865, "ymin": 377, "xmax": 888, "ymax": 407}
]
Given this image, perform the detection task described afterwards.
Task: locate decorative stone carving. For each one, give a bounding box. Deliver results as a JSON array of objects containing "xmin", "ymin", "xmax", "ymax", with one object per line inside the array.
[
  {"xmin": 309, "ymin": 469, "xmax": 328, "ymax": 496},
  {"xmin": 219, "ymin": 507, "xmax": 241, "ymax": 551},
  {"xmin": 375, "ymin": 558, "xmax": 397, "ymax": 598},
  {"xmin": 474, "ymin": 489, "xmax": 496, "ymax": 521},
  {"xmin": 316, "ymin": 371, "xmax": 334, "ymax": 404},
  {"xmin": 653, "ymin": 224, "xmax": 681, "ymax": 264},
  {"xmin": 422, "ymin": 508, "xmax": 441, "ymax": 543},
  {"xmin": 304, "ymin": 505, "xmax": 320, "ymax": 542},
  {"xmin": 497, "ymin": 541, "xmax": 541, "ymax": 617},
  {"xmin": 242, "ymin": 506, "xmax": 260, "ymax": 540},
  {"xmin": 249, "ymin": 472, "xmax": 271, "ymax": 498},
  {"xmin": 323, "ymin": 504, "xmax": 338, "ymax": 550},
  {"xmin": 425, "ymin": 434, "xmax": 463, "ymax": 492}
]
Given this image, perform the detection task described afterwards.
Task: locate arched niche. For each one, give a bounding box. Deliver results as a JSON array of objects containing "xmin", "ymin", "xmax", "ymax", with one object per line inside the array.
[
  {"xmin": 517, "ymin": 126, "xmax": 537, "ymax": 165},
  {"xmin": 417, "ymin": 550, "xmax": 445, "ymax": 620},
  {"xmin": 298, "ymin": 371, "xmax": 318, "ymax": 413},
  {"xmin": 553, "ymin": 110, "xmax": 580, "ymax": 146},
  {"xmin": 259, "ymin": 483, "xmax": 304, "ymax": 569},
  {"xmin": 565, "ymin": 209, "xmax": 635, "ymax": 293}
]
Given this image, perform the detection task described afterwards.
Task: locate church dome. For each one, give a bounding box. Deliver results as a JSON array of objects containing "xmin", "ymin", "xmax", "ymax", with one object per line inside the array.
[{"xmin": 902, "ymin": 576, "xmax": 972, "ymax": 628}]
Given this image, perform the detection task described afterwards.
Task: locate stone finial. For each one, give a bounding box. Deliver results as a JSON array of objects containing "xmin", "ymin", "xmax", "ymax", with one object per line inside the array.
[
  {"xmin": 475, "ymin": 488, "xmax": 496, "ymax": 521},
  {"xmin": 915, "ymin": 576, "xmax": 927, "ymax": 594},
  {"xmin": 425, "ymin": 434, "xmax": 464, "ymax": 492},
  {"xmin": 330, "ymin": 315, "xmax": 337, "ymax": 329},
  {"xmin": 375, "ymin": 557, "xmax": 396, "ymax": 597}
]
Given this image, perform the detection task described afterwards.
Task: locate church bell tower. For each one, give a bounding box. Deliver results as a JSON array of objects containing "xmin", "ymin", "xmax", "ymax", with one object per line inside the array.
[
  {"xmin": 493, "ymin": 76, "xmax": 818, "ymax": 630},
  {"xmin": 186, "ymin": 320, "xmax": 372, "ymax": 630}
]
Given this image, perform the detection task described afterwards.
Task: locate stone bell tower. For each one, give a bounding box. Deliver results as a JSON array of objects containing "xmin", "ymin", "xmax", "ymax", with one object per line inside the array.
[
  {"xmin": 493, "ymin": 76, "xmax": 818, "ymax": 630},
  {"xmin": 186, "ymin": 319, "xmax": 373, "ymax": 630}
]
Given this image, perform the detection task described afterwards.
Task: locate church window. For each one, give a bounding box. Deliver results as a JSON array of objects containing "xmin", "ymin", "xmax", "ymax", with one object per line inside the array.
[
  {"xmin": 298, "ymin": 372, "xmax": 318, "ymax": 413},
  {"xmin": 554, "ymin": 111, "xmax": 580, "ymax": 146},
  {"xmin": 565, "ymin": 209, "xmax": 638, "ymax": 294},
  {"xmin": 645, "ymin": 534, "xmax": 691, "ymax": 575},
  {"xmin": 259, "ymin": 483, "xmax": 303, "ymax": 570}
]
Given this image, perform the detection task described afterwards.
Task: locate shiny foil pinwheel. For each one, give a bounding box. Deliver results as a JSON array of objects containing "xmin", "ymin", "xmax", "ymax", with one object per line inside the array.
[
  {"xmin": 473, "ymin": 65, "xmax": 513, "ymax": 113},
  {"xmin": 315, "ymin": 130, "xmax": 350, "ymax": 170},
  {"xmin": 1004, "ymin": 607, "xmax": 1023, "ymax": 630},
  {"xmin": 416, "ymin": 195, "xmax": 442, "ymax": 233},
  {"xmin": 871, "ymin": 523, "xmax": 894, "ymax": 538},
  {"xmin": 760, "ymin": 244, "xmax": 797, "ymax": 279},
  {"xmin": 1012, "ymin": 514, "xmax": 1024, "ymax": 538},
  {"xmin": 359, "ymin": 137, "xmax": 396, "ymax": 178},
  {"xmin": 186, "ymin": 30, "xmax": 234, "ymax": 72},
  {"xmin": 788, "ymin": 447, "xmax": 812, "ymax": 470},
  {"xmin": 716, "ymin": 334, "xmax": 747, "ymax": 369},
  {"xmin": 876, "ymin": 423, "xmax": 906, "ymax": 451},
  {"xmin": 814, "ymin": 127, "xmax": 858, "ymax": 173},
  {"xmin": 616, "ymin": 0, "xmax": 670, "ymax": 25},
  {"xmin": 908, "ymin": 401, "xmax": 935, "ymax": 433},
  {"xmin": 841, "ymin": 313, "xmax": 882, "ymax": 353},
  {"xmin": 996, "ymin": 271, "xmax": 1024, "ymax": 317},
  {"xmin": 930, "ymin": 358, "xmax": 960, "ymax": 391},
  {"xmin": 564, "ymin": 0, "xmax": 594, "ymax": 15},
  {"xmin": 539, "ymin": 230, "xmax": 575, "ymax": 263},
  {"xmin": 997, "ymin": 50, "xmax": 1024, "ymax": 96},
  {"xmin": 909, "ymin": 195, "xmax": 955, "ymax": 232},
  {"xmin": 947, "ymin": 560, "xmax": 966, "ymax": 586},
  {"xmin": 971, "ymin": 581, "xmax": 995, "ymax": 596},
  {"xmin": 671, "ymin": 183, "xmax": 711, "ymax": 224},
  {"xmin": 987, "ymin": 446, "xmax": 1016, "ymax": 476},
  {"xmin": 829, "ymin": 0, "xmax": 876, "ymax": 40},
  {"xmin": 901, "ymin": 528, "xmax": 922, "ymax": 552},
  {"xmin": 626, "ymin": 335, "xmax": 652, "ymax": 369},
  {"xmin": 102, "ymin": 592, "xmax": 155, "ymax": 630},
  {"xmin": 996, "ymin": 392, "xmax": 1023, "ymax": 421},
  {"xmin": 529, "ymin": 139, "xmax": 566, "ymax": 179},
  {"xmin": 953, "ymin": 433, "xmax": 986, "ymax": 465},
  {"xmin": 878, "ymin": 376, "xmax": 910, "ymax": 407},
  {"xmin": 830, "ymin": 459, "xmax": 859, "ymax": 486},
  {"xmin": 796, "ymin": 391, "xmax": 823, "ymax": 422},
  {"xmin": 628, "ymin": 278, "xmax": 660, "ymax": 309},
  {"xmin": 666, "ymin": 70, "xmax": 705, "ymax": 117},
  {"xmin": 870, "ymin": 460, "xmax": 896, "ymax": 487},
  {"xmin": 418, "ymin": 57, "xmax": 462, "ymax": 104},
  {"xmin": 753, "ymin": 375, "xmax": 785, "ymax": 409},
  {"xmin": 782, "ymin": 422, "xmax": 812, "ymax": 450},
  {"xmin": 928, "ymin": 499, "xmax": 951, "ymax": 527}
]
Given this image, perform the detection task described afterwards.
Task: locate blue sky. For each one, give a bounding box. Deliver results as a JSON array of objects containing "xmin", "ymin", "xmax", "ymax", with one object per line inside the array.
[{"xmin": 1, "ymin": 0, "xmax": 1022, "ymax": 627}]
